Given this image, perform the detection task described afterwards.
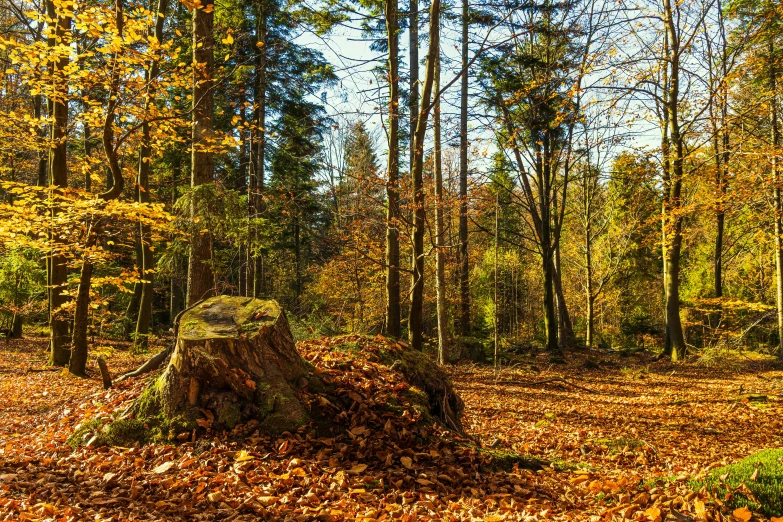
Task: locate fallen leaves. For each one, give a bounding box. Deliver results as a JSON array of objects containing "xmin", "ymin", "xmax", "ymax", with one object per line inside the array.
[
  {"xmin": 1, "ymin": 335, "xmax": 782, "ymax": 521},
  {"xmin": 734, "ymin": 506, "xmax": 753, "ymax": 522},
  {"xmin": 151, "ymin": 460, "xmax": 175, "ymax": 474}
]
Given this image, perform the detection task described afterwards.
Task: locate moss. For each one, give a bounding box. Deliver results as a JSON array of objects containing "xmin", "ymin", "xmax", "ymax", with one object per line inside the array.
[
  {"xmin": 95, "ymin": 419, "xmax": 149, "ymax": 446},
  {"xmin": 217, "ymin": 402, "xmax": 242, "ymax": 429},
  {"xmin": 261, "ymin": 409, "xmax": 308, "ymax": 436},
  {"xmin": 306, "ymin": 374, "xmax": 327, "ymax": 394},
  {"xmin": 551, "ymin": 460, "xmax": 593, "ymax": 472},
  {"xmin": 336, "ymin": 341, "xmax": 363, "ymax": 353},
  {"xmin": 473, "ymin": 446, "xmax": 546, "ymax": 472},
  {"xmin": 693, "ymin": 449, "xmax": 783, "ymax": 517},
  {"xmin": 66, "ymin": 419, "xmax": 105, "ymax": 448},
  {"xmin": 133, "ymin": 377, "xmax": 165, "ymax": 418},
  {"xmin": 405, "ymin": 387, "xmax": 434, "ymax": 424}
]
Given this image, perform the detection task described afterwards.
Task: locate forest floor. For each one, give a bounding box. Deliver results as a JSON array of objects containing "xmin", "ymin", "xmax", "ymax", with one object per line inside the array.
[{"xmin": 0, "ymin": 335, "xmax": 781, "ymax": 521}]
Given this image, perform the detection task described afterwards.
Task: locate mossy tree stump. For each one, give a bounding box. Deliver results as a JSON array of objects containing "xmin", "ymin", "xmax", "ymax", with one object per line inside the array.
[{"xmin": 116, "ymin": 296, "xmax": 312, "ymax": 443}]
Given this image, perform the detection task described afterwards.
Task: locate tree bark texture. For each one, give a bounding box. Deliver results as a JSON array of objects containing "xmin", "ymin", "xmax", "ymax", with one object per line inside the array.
[
  {"xmin": 458, "ymin": 0, "xmax": 470, "ymax": 336},
  {"xmin": 433, "ymin": 47, "xmax": 449, "ymax": 364},
  {"xmin": 187, "ymin": 0, "xmax": 216, "ymax": 306},
  {"xmin": 408, "ymin": 0, "xmax": 440, "ymax": 351},
  {"xmin": 47, "ymin": 0, "xmax": 72, "ymax": 366},
  {"xmin": 385, "ymin": 0, "xmax": 401, "ymax": 338},
  {"xmin": 122, "ymin": 296, "xmax": 312, "ymax": 440}
]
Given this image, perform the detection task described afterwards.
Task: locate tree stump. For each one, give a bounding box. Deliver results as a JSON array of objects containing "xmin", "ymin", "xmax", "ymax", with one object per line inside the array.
[{"xmin": 107, "ymin": 296, "xmax": 313, "ymax": 444}]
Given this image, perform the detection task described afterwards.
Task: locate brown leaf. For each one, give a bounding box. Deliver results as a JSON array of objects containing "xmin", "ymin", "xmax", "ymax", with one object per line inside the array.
[{"xmin": 733, "ymin": 507, "xmax": 752, "ymax": 522}]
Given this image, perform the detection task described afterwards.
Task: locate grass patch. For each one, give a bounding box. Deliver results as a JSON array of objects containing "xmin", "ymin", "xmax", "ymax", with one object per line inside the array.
[
  {"xmin": 620, "ymin": 366, "xmax": 649, "ymax": 379},
  {"xmin": 475, "ymin": 447, "xmax": 547, "ymax": 472},
  {"xmin": 332, "ymin": 340, "xmax": 363, "ymax": 355},
  {"xmin": 694, "ymin": 449, "xmax": 783, "ymax": 517}
]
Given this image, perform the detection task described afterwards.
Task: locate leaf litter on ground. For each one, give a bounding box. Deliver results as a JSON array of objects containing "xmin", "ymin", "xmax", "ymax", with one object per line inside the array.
[{"xmin": 0, "ymin": 335, "xmax": 781, "ymax": 521}]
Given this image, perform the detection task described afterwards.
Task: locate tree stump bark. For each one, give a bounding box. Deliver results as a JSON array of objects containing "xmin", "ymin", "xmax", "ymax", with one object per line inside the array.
[{"xmin": 112, "ymin": 296, "xmax": 312, "ymax": 443}]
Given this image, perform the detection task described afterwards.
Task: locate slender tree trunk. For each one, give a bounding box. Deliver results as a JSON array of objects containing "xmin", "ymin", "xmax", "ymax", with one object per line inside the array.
[
  {"xmin": 433, "ymin": 48, "xmax": 448, "ymax": 363},
  {"xmin": 239, "ymin": 94, "xmax": 248, "ymax": 297},
  {"xmin": 585, "ymin": 201, "xmax": 594, "ymax": 348},
  {"xmin": 541, "ymin": 142, "xmax": 559, "ymax": 353},
  {"xmin": 586, "ymin": 295, "xmax": 594, "ymax": 349},
  {"xmin": 408, "ymin": 0, "xmax": 440, "ymax": 351},
  {"xmin": 124, "ymin": 238, "xmax": 143, "ymax": 338},
  {"xmin": 770, "ymin": 40, "xmax": 783, "ymax": 360},
  {"xmin": 294, "ymin": 218, "xmax": 302, "ymax": 299},
  {"xmin": 187, "ymin": 0, "xmax": 216, "ymax": 306},
  {"xmin": 69, "ymin": 226, "xmax": 94, "ymax": 376},
  {"xmin": 542, "ymin": 242, "xmax": 558, "ymax": 352},
  {"xmin": 34, "ymin": 95, "xmax": 48, "ymax": 187},
  {"xmin": 458, "ymin": 0, "xmax": 470, "ymax": 336},
  {"xmin": 47, "ymin": 0, "xmax": 72, "ymax": 366},
  {"xmin": 663, "ymin": 0, "xmax": 686, "ymax": 361},
  {"xmin": 385, "ymin": 0, "xmax": 401, "ymax": 337},
  {"xmin": 70, "ymin": 0, "xmax": 126, "ymax": 375},
  {"xmin": 494, "ymin": 191, "xmax": 499, "ymax": 369},
  {"xmin": 553, "ymin": 206, "xmax": 575, "ymax": 347},
  {"xmin": 249, "ymin": 4, "xmax": 267, "ymax": 299},
  {"xmin": 83, "ymin": 98, "xmax": 92, "ymax": 192},
  {"xmin": 660, "ymin": 29, "xmax": 673, "ymax": 358},
  {"xmin": 409, "ymin": 0, "xmax": 418, "ymax": 171},
  {"xmin": 134, "ymin": 0, "xmax": 168, "ymax": 351}
]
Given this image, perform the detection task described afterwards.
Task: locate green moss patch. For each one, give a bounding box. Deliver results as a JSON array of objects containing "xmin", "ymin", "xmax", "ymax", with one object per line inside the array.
[
  {"xmin": 474, "ymin": 446, "xmax": 546, "ymax": 472},
  {"xmin": 696, "ymin": 449, "xmax": 783, "ymax": 517}
]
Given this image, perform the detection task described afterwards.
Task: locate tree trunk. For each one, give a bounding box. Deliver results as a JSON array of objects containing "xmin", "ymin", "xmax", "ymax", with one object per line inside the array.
[
  {"xmin": 34, "ymin": 95, "xmax": 48, "ymax": 187},
  {"xmin": 458, "ymin": 0, "xmax": 470, "ymax": 336},
  {"xmin": 70, "ymin": 0, "xmax": 126, "ymax": 376},
  {"xmin": 385, "ymin": 0, "xmax": 401, "ymax": 338},
  {"xmin": 134, "ymin": 0, "xmax": 169, "ymax": 351},
  {"xmin": 409, "ymin": 0, "xmax": 418, "ymax": 172},
  {"xmin": 83, "ymin": 99, "xmax": 92, "ymax": 192},
  {"xmin": 553, "ymin": 231, "xmax": 576, "ymax": 348},
  {"xmin": 770, "ymin": 40, "xmax": 783, "ymax": 360},
  {"xmin": 586, "ymin": 295, "xmax": 595, "ymax": 349},
  {"xmin": 249, "ymin": 3, "xmax": 267, "ymax": 299},
  {"xmin": 408, "ymin": 0, "xmax": 440, "ymax": 351},
  {"xmin": 659, "ymin": 28, "xmax": 673, "ymax": 359},
  {"xmin": 542, "ymin": 243, "xmax": 558, "ymax": 352},
  {"xmin": 585, "ymin": 212, "xmax": 594, "ymax": 348},
  {"xmin": 47, "ymin": 0, "xmax": 72, "ymax": 366},
  {"xmin": 663, "ymin": 0, "xmax": 686, "ymax": 361},
  {"xmin": 494, "ymin": 192, "xmax": 499, "ymax": 369},
  {"xmin": 187, "ymin": 0, "xmax": 216, "ymax": 307},
  {"xmin": 433, "ymin": 48, "xmax": 448, "ymax": 364},
  {"xmin": 109, "ymin": 296, "xmax": 312, "ymax": 443},
  {"xmin": 69, "ymin": 255, "xmax": 94, "ymax": 376},
  {"xmin": 11, "ymin": 314, "xmax": 23, "ymax": 339}
]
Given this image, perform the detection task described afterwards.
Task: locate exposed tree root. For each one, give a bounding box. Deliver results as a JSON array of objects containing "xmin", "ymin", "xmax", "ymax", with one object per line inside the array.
[{"xmin": 115, "ymin": 346, "xmax": 171, "ymax": 383}]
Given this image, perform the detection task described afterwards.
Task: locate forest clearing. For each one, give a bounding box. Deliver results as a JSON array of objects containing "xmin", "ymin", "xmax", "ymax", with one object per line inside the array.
[{"xmin": 0, "ymin": 332, "xmax": 782, "ymax": 521}]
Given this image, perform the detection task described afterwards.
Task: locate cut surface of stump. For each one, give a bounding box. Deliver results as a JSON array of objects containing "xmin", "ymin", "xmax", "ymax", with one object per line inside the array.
[{"xmin": 100, "ymin": 296, "xmax": 312, "ymax": 445}]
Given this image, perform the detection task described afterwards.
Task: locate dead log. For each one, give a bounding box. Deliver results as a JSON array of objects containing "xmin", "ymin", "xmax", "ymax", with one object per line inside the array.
[{"xmin": 92, "ymin": 296, "xmax": 313, "ymax": 445}]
